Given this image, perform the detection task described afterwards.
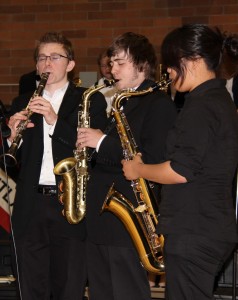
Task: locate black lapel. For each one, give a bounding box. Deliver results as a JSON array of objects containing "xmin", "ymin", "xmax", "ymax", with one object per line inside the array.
[
  {"xmin": 57, "ymin": 82, "xmax": 84, "ymax": 118},
  {"xmin": 232, "ymin": 75, "xmax": 238, "ymax": 108},
  {"xmin": 123, "ymin": 79, "xmax": 154, "ymax": 115},
  {"xmin": 104, "ymin": 80, "xmax": 155, "ymax": 134}
]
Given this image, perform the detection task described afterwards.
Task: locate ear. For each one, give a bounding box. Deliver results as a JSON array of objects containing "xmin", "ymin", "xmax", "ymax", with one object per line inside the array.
[{"xmin": 66, "ymin": 60, "xmax": 75, "ymax": 73}]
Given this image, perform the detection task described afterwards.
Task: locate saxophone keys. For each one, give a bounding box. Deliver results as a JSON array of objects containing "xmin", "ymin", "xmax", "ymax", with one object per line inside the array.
[
  {"xmin": 58, "ymin": 180, "xmax": 64, "ymax": 193},
  {"xmin": 134, "ymin": 204, "xmax": 147, "ymax": 213}
]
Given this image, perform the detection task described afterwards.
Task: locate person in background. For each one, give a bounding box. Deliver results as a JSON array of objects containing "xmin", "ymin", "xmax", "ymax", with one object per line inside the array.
[
  {"xmin": 122, "ymin": 24, "xmax": 238, "ymax": 300},
  {"xmin": 18, "ymin": 70, "xmax": 39, "ymax": 95},
  {"xmin": 217, "ymin": 40, "xmax": 238, "ymax": 110},
  {"xmin": 6, "ymin": 32, "xmax": 107, "ymax": 300},
  {"xmin": 76, "ymin": 32, "xmax": 177, "ymax": 300},
  {"xmin": 18, "ymin": 46, "xmax": 41, "ymax": 96},
  {"xmin": 95, "ymin": 50, "xmax": 117, "ymax": 117}
]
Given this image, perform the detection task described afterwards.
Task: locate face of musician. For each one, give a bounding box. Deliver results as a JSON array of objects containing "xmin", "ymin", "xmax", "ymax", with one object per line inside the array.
[
  {"xmin": 167, "ymin": 58, "xmax": 215, "ymax": 93},
  {"xmin": 36, "ymin": 43, "xmax": 75, "ymax": 92},
  {"xmin": 110, "ymin": 50, "xmax": 146, "ymax": 91},
  {"xmin": 99, "ymin": 55, "xmax": 113, "ymax": 80}
]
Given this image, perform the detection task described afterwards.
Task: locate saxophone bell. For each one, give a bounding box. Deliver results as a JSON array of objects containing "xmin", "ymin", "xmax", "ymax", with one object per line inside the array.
[
  {"xmin": 102, "ymin": 183, "xmax": 165, "ymax": 274},
  {"xmin": 53, "ymin": 79, "xmax": 115, "ymax": 224},
  {"xmin": 53, "ymin": 156, "xmax": 86, "ymax": 224}
]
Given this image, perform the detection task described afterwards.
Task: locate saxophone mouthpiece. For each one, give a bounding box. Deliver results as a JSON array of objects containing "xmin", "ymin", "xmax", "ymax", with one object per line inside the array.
[
  {"xmin": 167, "ymin": 79, "xmax": 172, "ymax": 84},
  {"xmin": 149, "ymin": 79, "xmax": 172, "ymax": 92},
  {"xmin": 104, "ymin": 79, "xmax": 119, "ymax": 87}
]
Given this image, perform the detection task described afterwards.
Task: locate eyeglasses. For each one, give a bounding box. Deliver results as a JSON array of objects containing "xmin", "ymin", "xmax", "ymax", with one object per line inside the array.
[
  {"xmin": 100, "ymin": 64, "xmax": 111, "ymax": 69},
  {"xmin": 37, "ymin": 54, "xmax": 69, "ymax": 63}
]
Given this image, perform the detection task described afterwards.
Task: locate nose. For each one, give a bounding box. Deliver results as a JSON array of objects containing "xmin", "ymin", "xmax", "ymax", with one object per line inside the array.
[
  {"xmin": 45, "ymin": 56, "xmax": 52, "ymax": 65},
  {"xmin": 111, "ymin": 64, "xmax": 117, "ymax": 77}
]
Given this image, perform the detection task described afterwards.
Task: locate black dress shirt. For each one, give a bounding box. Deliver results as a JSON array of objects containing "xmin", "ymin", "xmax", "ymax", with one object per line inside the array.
[{"xmin": 159, "ymin": 79, "xmax": 238, "ymax": 243}]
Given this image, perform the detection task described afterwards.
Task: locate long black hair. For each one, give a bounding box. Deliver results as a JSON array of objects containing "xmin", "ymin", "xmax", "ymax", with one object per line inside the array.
[{"xmin": 161, "ymin": 24, "xmax": 238, "ymax": 85}]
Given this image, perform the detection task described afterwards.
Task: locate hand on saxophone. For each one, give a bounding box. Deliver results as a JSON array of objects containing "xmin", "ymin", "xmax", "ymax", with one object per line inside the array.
[
  {"xmin": 28, "ymin": 96, "xmax": 58, "ymax": 125},
  {"xmin": 76, "ymin": 127, "xmax": 104, "ymax": 149},
  {"xmin": 121, "ymin": 153, "xmax": 144, "ymax": 180}
]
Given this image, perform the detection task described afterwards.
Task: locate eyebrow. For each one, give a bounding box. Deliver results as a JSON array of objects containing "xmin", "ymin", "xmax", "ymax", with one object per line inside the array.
[
  {"xmin": 38, "ymin": 52, "xmax": 66, "ymax": 56},
  {"xmin": 112, "ymin": 58, "xmax": 127, "ymax": 62}
]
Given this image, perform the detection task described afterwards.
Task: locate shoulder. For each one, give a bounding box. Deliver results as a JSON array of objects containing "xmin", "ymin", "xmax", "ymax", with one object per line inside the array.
[
  {"xmin": 90, "ymin": 89, "xmax": 107, "ymax": 111},
  {"xmin": 19, "ymin": 70, "xmax": 37, "ymax": 82},
  {"xmin": 143, "ymin": 89, "xmax": 176, "ymax": 111},
  {"xmin": 68, "ymin": 82, "xmax": 107, "ymax": 112},
  {"xmin": 67, "ymin": 81, "xmax": 87, "ymax": 96},
  {"xmin": 11, "ymin": 91, "xmax": 33, "ymax": 111}
]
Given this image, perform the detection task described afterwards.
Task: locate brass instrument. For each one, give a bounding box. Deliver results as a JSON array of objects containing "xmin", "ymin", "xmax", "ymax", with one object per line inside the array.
[
  {"xmin": 2, "ymin": 72, "xmax": 50, "ymax": 167},
  {"xmin": 101, "ymin": 79, "xmax": 171, "ymax": 274},
  {"xmin": 53, "ymin": 79, "xmax": 116, "ymax": 224}
]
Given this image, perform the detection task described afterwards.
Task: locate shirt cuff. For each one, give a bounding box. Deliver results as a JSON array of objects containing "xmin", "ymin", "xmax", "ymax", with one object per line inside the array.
[
  {"xmin": 96, "ymin": 134, "xmax": 106, "ymax": 152},
  {"xmin": 48, "ymin": 121, "xmax": 57, "ymax": 136},
  {"xmin": 7, "ymin": 139, "xmax": 12, "ymax": 147}
]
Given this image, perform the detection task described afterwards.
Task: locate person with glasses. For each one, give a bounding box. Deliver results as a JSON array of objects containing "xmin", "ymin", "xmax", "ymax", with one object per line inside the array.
[
  {"xmin": 6, "ymin": 32, "xmax": 107, "ymax": 300},
  {"xmin": 95, "ymin": 50, "xmax": 117, "ymax": 117}
]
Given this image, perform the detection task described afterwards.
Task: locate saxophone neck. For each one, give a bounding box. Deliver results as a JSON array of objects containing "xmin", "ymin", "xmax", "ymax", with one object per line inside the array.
[
  {"xmin": 89, "ymin": 78, "xmax": 115, "ymax": 96},
  {"xmin": 112, "ymin": 78, "xmax": 172, "ymax": 112},
  {"xmin": 112, "ymin": 92, "xmax": 130, "ymax": 113},
  {"xmin": 81, "ymin": 79, "xmax": 116, "ymax": 112}
]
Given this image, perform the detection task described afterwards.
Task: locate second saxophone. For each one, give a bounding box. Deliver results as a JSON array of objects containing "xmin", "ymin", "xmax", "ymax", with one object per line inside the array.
[
  {"xmin": 53, "ymin": 79, "xmax": 115, "ymax": 224},
  {"xmin": 101, "ymin": 79, "xmax": 171, "ymax": 274}
]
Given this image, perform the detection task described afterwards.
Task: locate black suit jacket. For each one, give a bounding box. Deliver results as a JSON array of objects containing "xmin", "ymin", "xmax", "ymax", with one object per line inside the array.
[
  {"xmin": 9, "ymin": 81, "xmax": 107, "ymax": 238},
  {"xmin": 18, "ymin": 70, "xmax": 38, "ymax": 95},
  {"xmin": 86, "ymin": 79, "xmax": 177, "ymax": 246}
]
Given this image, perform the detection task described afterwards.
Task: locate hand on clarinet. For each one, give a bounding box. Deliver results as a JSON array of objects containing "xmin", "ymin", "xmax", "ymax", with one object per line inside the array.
[
  {"xmin": 28, "ymin": 96, "xmax": 57, "ymax": 125},
  {"xmin": 8, "ymin": 110, "xmax": 34, "ymax": 142}
]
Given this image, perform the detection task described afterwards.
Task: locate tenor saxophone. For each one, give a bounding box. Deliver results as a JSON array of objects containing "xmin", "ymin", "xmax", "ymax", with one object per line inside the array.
[
  {"xmin": 101, "ymin": 79, "xmax": 171, "ymax": 274},
  {"xmin": 53, "ymin": 79, "xmax": 115, "ymax": 224},
  {"xmin": 2, "ymin": 72, "xmax": 50, "ymax": 167}
]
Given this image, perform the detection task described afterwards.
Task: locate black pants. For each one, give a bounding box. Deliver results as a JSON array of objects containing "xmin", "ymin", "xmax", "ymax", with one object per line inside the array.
[
  {"xmin": 13, "ymin": 193, "xmax": 87, "ymax": 300},
  {"xmin": 86, "ymin": 240, "xmax": 151, "ymax": 300},
  {"xmin": 164, "ymin": 234, "xmax": 236, "ymax": 300}
]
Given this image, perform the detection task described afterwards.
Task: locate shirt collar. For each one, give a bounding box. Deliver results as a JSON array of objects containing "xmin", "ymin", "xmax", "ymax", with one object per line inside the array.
[{"xmin": 44, "ymin": 81, "xmax": 69, "ymax": 100}]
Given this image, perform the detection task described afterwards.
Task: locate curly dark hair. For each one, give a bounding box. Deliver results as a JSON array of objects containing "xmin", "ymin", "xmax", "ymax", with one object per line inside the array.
[{"xmin": 107, "ymin": 32, "xmax": 158, "ymax": 80}]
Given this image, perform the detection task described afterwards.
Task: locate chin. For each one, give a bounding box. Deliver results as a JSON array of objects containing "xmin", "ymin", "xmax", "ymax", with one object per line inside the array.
[{"xmin": 115, "ymin": 82, "xmax": 123, "ymax": 90}]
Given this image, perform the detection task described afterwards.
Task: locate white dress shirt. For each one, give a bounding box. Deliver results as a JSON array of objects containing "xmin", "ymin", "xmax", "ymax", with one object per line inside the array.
[
  {"xmin": 226, "ymin": 77, "xmax": 234, "ymax": 101},
  {"xmin": 38, "ymin": 82, "xmax": 69, "ymax": 185}
]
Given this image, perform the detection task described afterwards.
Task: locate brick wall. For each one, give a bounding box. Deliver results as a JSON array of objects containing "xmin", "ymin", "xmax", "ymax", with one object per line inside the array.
[{"xmin": 0, "ymin": 0, "xmax": 238, "ymax": 106}]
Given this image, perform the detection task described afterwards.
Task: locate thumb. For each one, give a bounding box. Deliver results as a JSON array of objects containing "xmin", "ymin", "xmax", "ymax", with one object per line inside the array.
[{"xmin": 135, "ymin": 153, "xmax": 143, "ymax": 164}]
